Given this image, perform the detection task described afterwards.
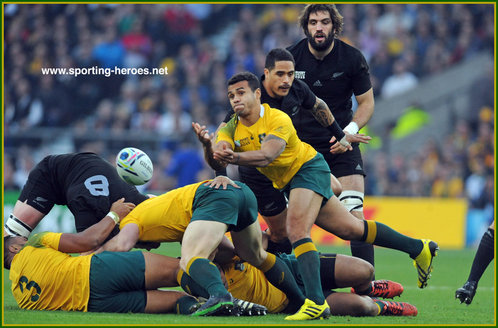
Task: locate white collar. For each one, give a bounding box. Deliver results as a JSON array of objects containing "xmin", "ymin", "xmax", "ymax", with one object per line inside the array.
[{"xmin": 260, "ymin": 104, "xmax": 265, "ymax": 117}]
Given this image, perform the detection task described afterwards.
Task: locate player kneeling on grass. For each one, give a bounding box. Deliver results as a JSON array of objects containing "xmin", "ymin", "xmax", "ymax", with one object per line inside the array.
[{"xmin": 3, "ymin": 198, "xmax": 200, "ymax": 315}]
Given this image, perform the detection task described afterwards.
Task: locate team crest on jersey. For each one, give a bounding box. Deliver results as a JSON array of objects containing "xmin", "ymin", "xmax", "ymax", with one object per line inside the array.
[
  {"xmin": 235, "ymin": 138, "xmax": 250, "ymax": 147},
  {"xmin": 295, "ymin": 71, "xmax": 305, "ymax": 79}
]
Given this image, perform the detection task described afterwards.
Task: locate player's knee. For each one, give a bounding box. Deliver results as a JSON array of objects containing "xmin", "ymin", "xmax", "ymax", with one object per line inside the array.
[
  {"xmin": 348, "ymin": 257, "xmax": 374, "ymax": 283},
  {"xmin": 352, "ymin": 297, "xmax": 378, "ymax": 317},
  {"xmin": 4, "ymin": 214, "xmax": 32, "ymax": 238},
  {"xmin": 339, "ymin": 191, "xmax": 364, "ymax": 213},
  {"xmin": 362, "ymin": 261, "xmax": 375, "ymax": 283}
]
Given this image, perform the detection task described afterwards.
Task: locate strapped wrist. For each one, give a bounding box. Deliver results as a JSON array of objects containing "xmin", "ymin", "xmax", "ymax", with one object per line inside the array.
[
  {"xmin": 344, "ymin": 121, "xmax": 359, "ymax": 135},
  {"xmin": 107, "ymin": 211, "xmax": 120, "ymax": 224}
]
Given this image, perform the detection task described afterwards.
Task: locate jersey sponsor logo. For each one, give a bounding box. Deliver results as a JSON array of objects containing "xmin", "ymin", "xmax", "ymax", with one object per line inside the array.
[
  {"xmin": 235, "ymin": 137, "xmax": 251, "ymax": 147},
  {"xmin": 295, "ymin": 71, "xmax": 305, "ymax": 79},
  {"xmin": 312, "ymin": 80, "xmax": 323, "ymax": 87},
  {"xmin": 332, "ymin": 72, "xmax": 344, "ymax": 79}
]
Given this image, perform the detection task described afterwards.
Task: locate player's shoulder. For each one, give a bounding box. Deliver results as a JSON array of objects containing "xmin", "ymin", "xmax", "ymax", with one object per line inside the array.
[
  {"xmin": 264, "ymin": 104, "xmax": 292, "ymax": 122},
  {"xmin": 25, "ymin": 232, "xmax": 60, "ymax": 249},
  {"xmin": 286, "ymin": 39, "xmax": 308, "ymax": 56},
  {"xmin": 336, "ymin": 38, "xmax": 365, "ymax": 58}
]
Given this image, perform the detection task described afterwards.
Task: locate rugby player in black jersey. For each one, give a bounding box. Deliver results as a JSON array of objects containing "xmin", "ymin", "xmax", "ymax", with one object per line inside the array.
[
  {"xmin": 287, "ymin": 4, "xmax": 376, "ymax": 268},
  {"xmin": 4, "ymin": 152, "xmax": 148, "ymax": 242},
  {"xmin": 218, "ymin": 48, "xmax": 370, "ymax": 254}
]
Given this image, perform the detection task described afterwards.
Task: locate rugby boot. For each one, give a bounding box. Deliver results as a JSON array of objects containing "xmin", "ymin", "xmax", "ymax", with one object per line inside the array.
[
  {"xmin": 191, "ymin": 293, "xmax": 233, "ymax": 316},
  {"xmin": 232, "ymin": 298, "xmax": 267, "ymax": 316},
  {"xmin": 351, "ymin": 280, "xmax": 404, "ymax": 299},
  {"xmin": 284, "ymin": 298, "xmax": 331, "ymax": 320},
  {"xmin": 374, "ymin": 299, "xmax": 418, "ymax": 316},
  {"xmin": 455, "ymin": 281, "xmax": 477, "ymax": 305},
  {"xmin": 413, "ymin": 239, "xmax": 438, "ymax": 288}
]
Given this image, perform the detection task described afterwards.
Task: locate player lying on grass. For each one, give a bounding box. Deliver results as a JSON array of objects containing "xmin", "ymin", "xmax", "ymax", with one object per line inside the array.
[
  {"xmin": 178, "ymin": 233, "xmax": 417, "ymax": 317},
  {"xmin": 98, "ymin": 176, "xmax": 309, "ymax": 318},
  {"xmin": 3, "ymin": 198, "xmax": 201, "ymax": 314}
]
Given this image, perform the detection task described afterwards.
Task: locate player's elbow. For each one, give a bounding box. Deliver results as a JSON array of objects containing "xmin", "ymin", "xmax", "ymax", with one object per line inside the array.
[{"xmin": 259, "ymin": 153, "xmax": 278, "ymax": 167}]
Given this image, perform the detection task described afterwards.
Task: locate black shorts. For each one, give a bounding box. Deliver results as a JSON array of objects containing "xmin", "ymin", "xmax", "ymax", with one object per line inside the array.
[
  {"xmin": 322, "ymin": 143, "xmax": 366, "ymax": 178},
  {"xmin": 238, "ymin": 166, "xmax": 287, "ymax": 217}
]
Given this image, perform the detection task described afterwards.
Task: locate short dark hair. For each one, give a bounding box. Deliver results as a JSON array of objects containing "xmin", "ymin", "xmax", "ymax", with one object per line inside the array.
[
  {"xmin": 265, "ymin": 48, "xmax": 295, "ymax": 71},
  {"xmin": 298, "ymin": 4, "xmax": 344, "ymax": 37},
  {"xmin": 227, "ymin": 71, "xmax": 260, "ymax": 91}
]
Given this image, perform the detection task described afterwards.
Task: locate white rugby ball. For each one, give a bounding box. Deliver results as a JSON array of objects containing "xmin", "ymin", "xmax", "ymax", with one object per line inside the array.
[{"xmin": 116, "ymin": 147, "xmax": 153, "ymax": 185}]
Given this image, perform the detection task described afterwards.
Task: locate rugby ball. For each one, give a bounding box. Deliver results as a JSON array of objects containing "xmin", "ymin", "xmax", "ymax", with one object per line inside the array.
[{"xmin": 116, "ymin": 147, "xmax": 153, "ymax": 185}]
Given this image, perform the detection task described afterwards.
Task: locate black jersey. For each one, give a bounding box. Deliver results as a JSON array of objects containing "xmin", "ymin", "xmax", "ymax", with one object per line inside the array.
[
  {"xmin": 287, "ymin": 38, "xmax": 372, "ymax": 128},
  {"xmin": 19, "ymin": 152, "xmax": 148, "ymax": 233}
]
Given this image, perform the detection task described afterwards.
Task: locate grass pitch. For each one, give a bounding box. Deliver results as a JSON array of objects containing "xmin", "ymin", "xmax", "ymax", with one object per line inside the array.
[{"xmin": 3, "ymin": 243, "xmax": 495, "ymax": 326}]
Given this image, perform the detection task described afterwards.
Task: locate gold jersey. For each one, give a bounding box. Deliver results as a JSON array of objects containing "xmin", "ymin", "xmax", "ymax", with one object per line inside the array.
[
  {"xmin": 217, "ymin": 103, "xmax": 316, "ymax": 189},
  {"xmin": 119, "ymin": 181, "xmax": 207, "ymax": 242},
  {"xmin": 9, "ymin": 232, "xmax": 93, "ymax": 311},
  {"xmin": 223, "ymin": 259, "xmax": 288, "ymax": 313}
]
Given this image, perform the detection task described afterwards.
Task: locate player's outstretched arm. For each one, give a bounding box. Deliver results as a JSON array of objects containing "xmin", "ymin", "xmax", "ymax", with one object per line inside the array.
[{"xmin": 58, "ymin": 198, "xmax": 135, "ymax": 253}]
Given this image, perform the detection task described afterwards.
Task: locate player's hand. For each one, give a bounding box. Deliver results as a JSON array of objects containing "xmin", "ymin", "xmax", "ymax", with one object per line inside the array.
[
  {"xmin": 205, "ymin": 175, "xmax": 241, "ymax": 189},
  {"xmin": 192, "ymin": 122, "xmax": 213, "ymax": 146},
  {"xmin": 213, "ymin": 144, "xmax": 237, "ymax": 163},
  {"xmin": 329, "ymin": 133, "xmax": 371, "ymax": 154},
  {"xmin": 110, "ymin": 198, "xmax": 136, "ymax": 220}
]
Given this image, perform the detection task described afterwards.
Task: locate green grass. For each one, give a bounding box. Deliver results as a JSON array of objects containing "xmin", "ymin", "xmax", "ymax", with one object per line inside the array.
[{"xmin": 3, "ymin": 244, "xmax": 495, "ymax": 326}]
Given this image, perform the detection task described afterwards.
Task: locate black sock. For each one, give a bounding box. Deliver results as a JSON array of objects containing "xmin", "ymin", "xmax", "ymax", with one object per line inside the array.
[
  {"xmin": 468, "ymin": 228, "xmax": 495, "ymax": 284},
  {"xmin": 350, "ymin": 240, "xmax": 375, "ymax": 278}
]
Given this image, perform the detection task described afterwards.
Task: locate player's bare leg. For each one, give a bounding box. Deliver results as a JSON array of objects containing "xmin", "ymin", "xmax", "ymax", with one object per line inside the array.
[
  {"xmin": 284, "ymin": 188, "xmax": 330, "ymax": 320},
  {"xmin": 180, "ymin": 220, "xmax": 234, "ymax": 316},
  {"xmin": 143, "ymin": 252, "xmax": 181, "ymax": 288}
]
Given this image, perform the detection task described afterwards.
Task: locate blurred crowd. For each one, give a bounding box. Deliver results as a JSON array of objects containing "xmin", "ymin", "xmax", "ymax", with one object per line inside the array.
[{"xmin": 3, "ymin": 4, "xmax": 494, "ymax": 215}]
